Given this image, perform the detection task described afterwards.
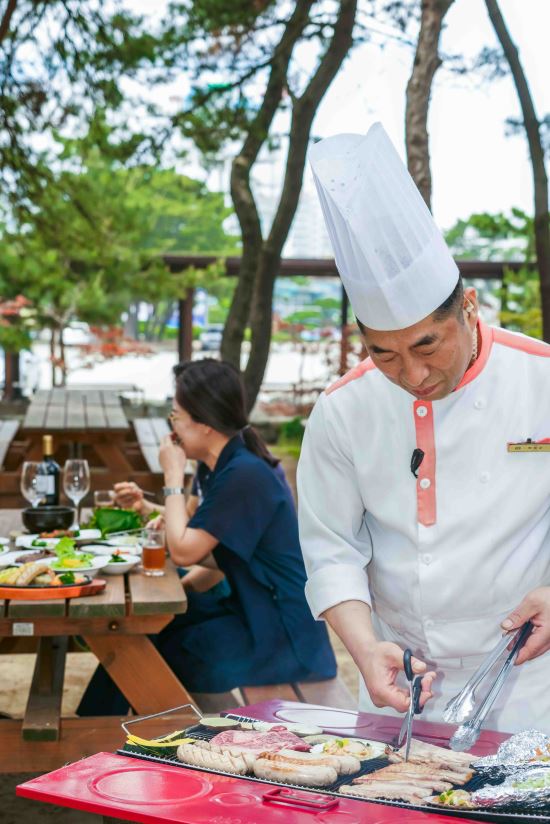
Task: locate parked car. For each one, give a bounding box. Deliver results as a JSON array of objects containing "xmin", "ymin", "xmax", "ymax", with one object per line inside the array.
[{"xmin": 199, "ymin": 324, "xmax": 224, "ymax": 352}]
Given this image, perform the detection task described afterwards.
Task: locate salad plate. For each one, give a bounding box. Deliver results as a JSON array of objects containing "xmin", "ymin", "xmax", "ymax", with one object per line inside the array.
[{"xmin": 46, "ymin": 554, "xmax": 111, "ymax": 574}]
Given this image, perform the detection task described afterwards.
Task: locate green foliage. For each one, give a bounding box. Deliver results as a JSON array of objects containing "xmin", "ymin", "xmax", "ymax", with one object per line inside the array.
[
  {"xmin": 278, "ymin": 416, "xmax": 305, "ymax": 444},
  {"xmin": 445, "ymin": 209, "xmax": 542, "ymax": 338}
]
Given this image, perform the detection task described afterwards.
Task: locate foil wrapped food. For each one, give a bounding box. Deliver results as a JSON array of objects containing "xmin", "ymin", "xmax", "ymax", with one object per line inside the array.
[
  {"xmin": 474, "ymin": 730, "xmax": 550, "ymax": 769},
  {"xmin": 472, "ymin": 767, "xmax": 550, "ymax": 810}
]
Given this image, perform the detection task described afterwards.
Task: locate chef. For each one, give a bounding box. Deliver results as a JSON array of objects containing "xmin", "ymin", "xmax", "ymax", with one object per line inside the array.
[{"xmin": 298, "ymin": 123, "xmax": 550, "ymax": 732}]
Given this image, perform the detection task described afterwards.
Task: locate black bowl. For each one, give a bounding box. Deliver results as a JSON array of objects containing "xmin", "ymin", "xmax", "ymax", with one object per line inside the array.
[{"xmin": 21, "ymin": 505, "xmax": 74, "ymax": 533}]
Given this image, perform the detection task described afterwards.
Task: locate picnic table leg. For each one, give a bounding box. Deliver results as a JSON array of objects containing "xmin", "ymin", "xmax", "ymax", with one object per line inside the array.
[{"xmin": 83, "ymin": 634, "xmax": 195, "ymax": 714}]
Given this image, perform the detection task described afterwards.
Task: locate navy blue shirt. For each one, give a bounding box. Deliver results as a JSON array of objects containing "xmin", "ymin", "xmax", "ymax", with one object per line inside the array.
[{"xmin": 186, "ymin": 436, "xmax": 336, "ymax": 686}]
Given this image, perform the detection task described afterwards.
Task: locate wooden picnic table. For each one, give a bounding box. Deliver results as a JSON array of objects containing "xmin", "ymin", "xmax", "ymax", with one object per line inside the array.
[
  {"xmin": 22, "ymin": 389, "xmax": 133, "ymax": 479},
  {"xmin": 0, "ymin": 509, "xmax": 192, "ymax": 773}
]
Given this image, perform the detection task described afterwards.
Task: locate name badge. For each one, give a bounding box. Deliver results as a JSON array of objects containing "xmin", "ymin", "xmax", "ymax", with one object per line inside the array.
[{"xmin": 508, "ymin": 439, "xmax": 550, "ymax": 453}]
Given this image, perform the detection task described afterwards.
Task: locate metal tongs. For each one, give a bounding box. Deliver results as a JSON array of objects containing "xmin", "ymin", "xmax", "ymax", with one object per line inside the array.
[
  {"xmin": 397, "ymin": 648, "xmax": 423, "ymax": 761},
  {"xmin": 449, "ymin": 621, "xmax": 533, "ymax": 752}
]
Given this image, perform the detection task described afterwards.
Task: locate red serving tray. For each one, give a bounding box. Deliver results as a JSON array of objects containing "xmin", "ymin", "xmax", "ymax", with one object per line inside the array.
[
  {"xmin": 16, "ymin": 700, "xmax": 510, "ymax": 823},
  {"xmin": 17, "ymin": 750, "xmax": 478, "ymax": 824},
  {"xmin": 0, "ymin": 577, "xmax": 106, "ymax": 600}
]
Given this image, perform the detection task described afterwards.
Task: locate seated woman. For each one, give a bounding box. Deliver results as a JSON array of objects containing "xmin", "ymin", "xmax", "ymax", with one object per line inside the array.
[{"xmin": 78, "ymin": 359, "xmax": 336, "ymax": 714}]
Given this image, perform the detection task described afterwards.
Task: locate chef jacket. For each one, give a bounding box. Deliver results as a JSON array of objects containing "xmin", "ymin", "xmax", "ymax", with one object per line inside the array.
[{"xmin": 298, "ymin": 321, "xmax": 550, "ymax": 731}]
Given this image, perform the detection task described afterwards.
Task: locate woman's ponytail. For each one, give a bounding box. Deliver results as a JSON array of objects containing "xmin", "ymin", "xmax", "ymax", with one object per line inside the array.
[{"xmin": 241, "ymin": 424, "xmax": 280, "ymax": 468}]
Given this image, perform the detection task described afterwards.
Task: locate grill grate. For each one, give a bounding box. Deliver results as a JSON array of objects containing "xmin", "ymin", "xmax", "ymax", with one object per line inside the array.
[{"xmin": 118, "ymin": 714, "xmax": 550, "ymax": 823}]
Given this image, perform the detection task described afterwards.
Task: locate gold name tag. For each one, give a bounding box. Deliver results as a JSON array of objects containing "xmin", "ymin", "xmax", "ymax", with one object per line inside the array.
[{"xmin": 508, "ymin": 442, "xmax": 550, "ymax": 453}]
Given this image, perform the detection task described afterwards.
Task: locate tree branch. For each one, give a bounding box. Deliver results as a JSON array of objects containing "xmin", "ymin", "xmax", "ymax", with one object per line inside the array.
[
  {"xmin": 405, "ymin": 0, "xmax": 454, "ymax": 209},
  {"xmin": 484, "ymin": 0, "xmax": 550, "ymax": 341}
]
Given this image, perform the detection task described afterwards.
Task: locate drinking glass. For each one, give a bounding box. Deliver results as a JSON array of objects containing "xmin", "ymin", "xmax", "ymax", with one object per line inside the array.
[
  {"xmin": 63, "ymin": 459, "xmax": 90, "ymax": 529},
  {"xmin": 141, "ymin": 527, "xmax": 166, "ymax": 577},
  {"xmin": 94, "ymin": 489, "xmax": 115, "ymax": 508},
  {"xmin": 20, "ymin": 461, "xmax": 45, "ymax": 508}
]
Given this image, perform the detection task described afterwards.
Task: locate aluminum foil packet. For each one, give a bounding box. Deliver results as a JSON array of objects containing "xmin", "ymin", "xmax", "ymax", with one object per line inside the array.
[
  {"xmin": 472, "ymin": 767, "xmax": 550, "ymax": 810},
  {"xmin": 474, "ymin": 730, "xmax": 550, "ymax": 769}
]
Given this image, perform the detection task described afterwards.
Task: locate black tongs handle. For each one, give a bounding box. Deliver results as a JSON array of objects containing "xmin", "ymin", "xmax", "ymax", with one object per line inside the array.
[{"xmin": 403, "ymin": 648, "xmax": 423, "ymax": 715}]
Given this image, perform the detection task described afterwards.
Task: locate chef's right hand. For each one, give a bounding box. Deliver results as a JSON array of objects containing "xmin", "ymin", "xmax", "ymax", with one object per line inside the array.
[
  {"xmin": 113, "ymin": 481, "xmax": 147, "ymax": 514},
  {"xmin": 361, "ymin": 641, "xmax": 436, "ymax": 713}
]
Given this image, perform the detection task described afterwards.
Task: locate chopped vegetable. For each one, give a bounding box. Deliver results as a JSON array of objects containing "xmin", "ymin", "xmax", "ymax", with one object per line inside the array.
[
  {"xmin": 51, "ymin": 537, "xmax": 93, "ymax": 569},
  {"xmin": 109, "ymin": 551, "xmax": 126, "ymax": 563}
]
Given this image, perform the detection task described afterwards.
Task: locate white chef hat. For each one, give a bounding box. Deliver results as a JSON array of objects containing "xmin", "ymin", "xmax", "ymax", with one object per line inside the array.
[{"xmin": 309, "ymin": 122, "xmax": 459, "ymax": 331}]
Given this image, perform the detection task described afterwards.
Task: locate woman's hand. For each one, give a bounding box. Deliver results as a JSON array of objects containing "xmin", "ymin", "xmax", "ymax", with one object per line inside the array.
[
  {"xmin": 113, "ymin": 481, "xmax": 146, "ymax": 514},
  {"xmin": 147, "ymin": 513, "xmax": 165, "ymax": 530},
  {"xmin": 502, "ymin": 587, "xmax": 550, "ymax": 665},
  {"xmin": 159, "ymin": 434, "xmax": 187, "ymax": 485}
]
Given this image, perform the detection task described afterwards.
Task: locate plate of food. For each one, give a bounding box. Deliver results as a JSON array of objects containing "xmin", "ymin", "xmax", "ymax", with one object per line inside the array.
[
  {"xmin": 102, "ymin": 551, "xmax": 140, "ymax": 575},
  {"xmin": 16, "ymin": 528, "xmax": 102, "ymax": 550},
  {"xmin": 47, "ymin": 552, "xmax": 111, "ymax": 574},
  {"xmin": 0, "ymin": 547, "xmax": 57, "ymax": 568},
  {"xmin": 0, "ymin": 562, "xmax": 106, "ymax": 599}
]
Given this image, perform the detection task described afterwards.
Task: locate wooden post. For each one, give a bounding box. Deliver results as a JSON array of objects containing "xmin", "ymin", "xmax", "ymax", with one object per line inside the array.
[
  {"xmin": 177, "ymin": 289, "xmax": 195, "ymax": 363},
  {"xmin": 339, "ymin": 285, "xmax": 349, "ymax": 376}
]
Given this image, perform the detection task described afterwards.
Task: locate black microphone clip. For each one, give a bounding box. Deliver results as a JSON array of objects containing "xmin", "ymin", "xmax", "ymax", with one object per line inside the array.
[{"xmin": 410, "ymin": 448, "xmax": 425, "ymax": 478}]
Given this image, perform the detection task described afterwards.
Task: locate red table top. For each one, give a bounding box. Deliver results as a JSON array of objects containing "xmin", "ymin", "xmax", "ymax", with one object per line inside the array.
[{"xmin": 16, "ymin": 699, "xmax": 508, "ymax": 824}]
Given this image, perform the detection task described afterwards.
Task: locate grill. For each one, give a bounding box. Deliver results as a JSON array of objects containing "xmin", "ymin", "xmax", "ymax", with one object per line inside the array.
[{"xmin": 118, "ymin": 712, "xmax": 550, "ymax": 823}]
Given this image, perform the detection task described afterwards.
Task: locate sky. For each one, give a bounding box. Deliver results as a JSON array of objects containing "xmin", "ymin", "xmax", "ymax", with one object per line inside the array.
[
  {"xmin": 127, "ymin": 0, "xmax": 548, "ymax": 234},
  {"xmin": 306, "ymin": 0, "xmax": 549, "ymax": 230}
]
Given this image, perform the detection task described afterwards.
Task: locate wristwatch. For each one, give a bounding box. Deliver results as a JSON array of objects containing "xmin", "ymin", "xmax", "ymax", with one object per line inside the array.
[{"xmin": 162, "ymin": 486, "xmax": 185, "ymax": 498}]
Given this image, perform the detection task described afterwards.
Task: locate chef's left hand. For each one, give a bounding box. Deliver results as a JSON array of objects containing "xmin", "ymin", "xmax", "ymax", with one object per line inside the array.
[
  {"xmin": 501, "ymin": 587, "xmax": 550, "ymax": 665},
  {"xmin": 159, "ymin": 433, "xmax": 187, "ymax": 482}
]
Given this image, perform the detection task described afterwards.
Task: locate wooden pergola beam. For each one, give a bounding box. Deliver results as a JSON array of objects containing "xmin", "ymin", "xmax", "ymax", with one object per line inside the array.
[{"xmin": 164, "ymin": 254, "xmax": 533, "ymax": 280}]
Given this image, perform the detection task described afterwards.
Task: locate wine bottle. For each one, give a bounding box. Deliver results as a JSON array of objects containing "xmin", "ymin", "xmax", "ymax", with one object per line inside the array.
[{"xmin": 35, "ymin": 434, "xmax": 60, "ymax": 506}]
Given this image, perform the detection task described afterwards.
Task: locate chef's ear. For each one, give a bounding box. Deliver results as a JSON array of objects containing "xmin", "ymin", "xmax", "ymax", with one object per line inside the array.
[{"xmin": 463, "ymin": 288, "xmax": 478, "ymax": 326}]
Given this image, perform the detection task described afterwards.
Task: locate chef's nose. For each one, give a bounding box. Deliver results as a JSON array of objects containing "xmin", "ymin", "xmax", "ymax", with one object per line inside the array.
[{"xmin": 400, "ymin": 359, "xmax": 430, "ymax": 389}]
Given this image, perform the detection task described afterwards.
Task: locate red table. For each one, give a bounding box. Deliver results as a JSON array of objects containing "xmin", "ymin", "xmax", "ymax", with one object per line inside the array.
[{"xmin": 16, "ymin": 700, "xmax": 510, "ymax": 823}]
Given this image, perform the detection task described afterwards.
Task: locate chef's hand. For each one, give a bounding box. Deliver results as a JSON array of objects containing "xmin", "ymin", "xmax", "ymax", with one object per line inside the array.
[
  {"xmin": 159, "ymin": 433, "xmax": 187, "ymax": 482},
  {"xmin": 361, "ymin": 641, "xmax": 436, "ymax": 713},
  {"xmin": 501, "ymin": 587, "xmax": 550, "ymax": 665}
]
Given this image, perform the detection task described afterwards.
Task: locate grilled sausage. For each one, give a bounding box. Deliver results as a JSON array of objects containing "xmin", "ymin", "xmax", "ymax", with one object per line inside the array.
[
  {"xmin": 176, "ymin": 743, "xmax": 250, "ymax": 774},
  {"xmin": 254, "ymin": 753, "xmax": 337, "ymax": 787}
]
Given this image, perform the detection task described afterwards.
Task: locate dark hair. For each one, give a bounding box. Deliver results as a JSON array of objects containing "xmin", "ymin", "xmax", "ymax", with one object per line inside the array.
[
  {"xmin": 356, "ymin": 276, "xmax": 465, "ymax": 333},
  {"xmin": 173, "ymin": 359, "xmax": 280, "ymax": 467},
  {"xmin": 431, "ymin": 276, "xmax": 464, "ymax": 323}
]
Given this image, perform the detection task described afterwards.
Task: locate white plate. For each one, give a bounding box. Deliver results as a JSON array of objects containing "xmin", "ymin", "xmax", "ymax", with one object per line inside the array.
[
  {"xmin": 84, "ymin": 543, "xmax": 142, "ymax": 556},
  {"xmin": 106, "ymin": 535, "xmax": 141, "ymax": 548},
  {"xmin": 102, "ymin": 554, "xmax": 140, "ymax": 575},
  {"xmin": 46, "ymin": 555, "xmax": 111, "ymax": 574},
  {"xmin": 105, "ymin": 540, "xmax": 142, "ymax": 555},
  {"xmin": 0, "ymin": 549, "xmax": 57, "ymax": 568},
  {"xmin": 73, "ymin": 529, "xmax": 102, "ymax": 544},
  {"xmin": 0, "ymin": 538, "xmax": 9, "ymax": 550},
  {"xmin": 15, "ymin": 535, "xmax": 60, "ymax": 550}
]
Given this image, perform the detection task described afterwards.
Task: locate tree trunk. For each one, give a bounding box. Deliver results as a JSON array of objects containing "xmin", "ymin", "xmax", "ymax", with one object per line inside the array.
[
  {"xmin": 221, "ymin": 0, "xmax": 315, "ymax": 369},
  {"xmin": 50, "ymin": 328, "xmax": 57, "ymax": 387},
  {"xmin": 405, "ymin": 0, "xmax": 455, "ymax": 210},
  {"xmin": 485, "ymin": 0, "xmax": 550, "ymax": 342},
  {"xmin": 0, "ymin": 0, "xmax": 17, "ymax": 46},
  {"xmin": 243, "ymin": 0, "xmax": 358, "ymax": 408}
]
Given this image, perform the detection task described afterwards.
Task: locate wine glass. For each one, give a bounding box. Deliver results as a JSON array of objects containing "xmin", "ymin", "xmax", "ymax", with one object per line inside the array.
[
  {"xmin": 63, "ymin": 459, "xmax": 90, "ymax": 529},
  {"xmin": 20, "ymin": 461, "xmax": 45, "ymax": 508}
]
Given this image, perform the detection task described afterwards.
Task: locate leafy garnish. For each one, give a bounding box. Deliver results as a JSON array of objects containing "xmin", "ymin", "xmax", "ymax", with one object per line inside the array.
[
  {"xmin": 59, "ymin": 572, "xmax": 76, "ymax": 584},
  {"xmin": 85, "ymin": 507, "xmax": 142, "ymax": 537}
]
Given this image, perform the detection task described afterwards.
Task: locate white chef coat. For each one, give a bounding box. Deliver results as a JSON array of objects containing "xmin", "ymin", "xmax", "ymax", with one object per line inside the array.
[{"xmin": 297, "ymin": 321, "xmax": 550, "ymax": 732}]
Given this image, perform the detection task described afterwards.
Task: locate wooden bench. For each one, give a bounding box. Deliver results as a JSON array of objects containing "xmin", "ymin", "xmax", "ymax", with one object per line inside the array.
[
  {"xmin": 0, "ymin": 419, "xmax": 19, "ymax": 469},
  {"xmin": 192, "ymin": 677, "xmax": 357, "ymax": 715},
  {"xmin": 133, "ymin": 417, "xmax": 170, "ymax": 473}
]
